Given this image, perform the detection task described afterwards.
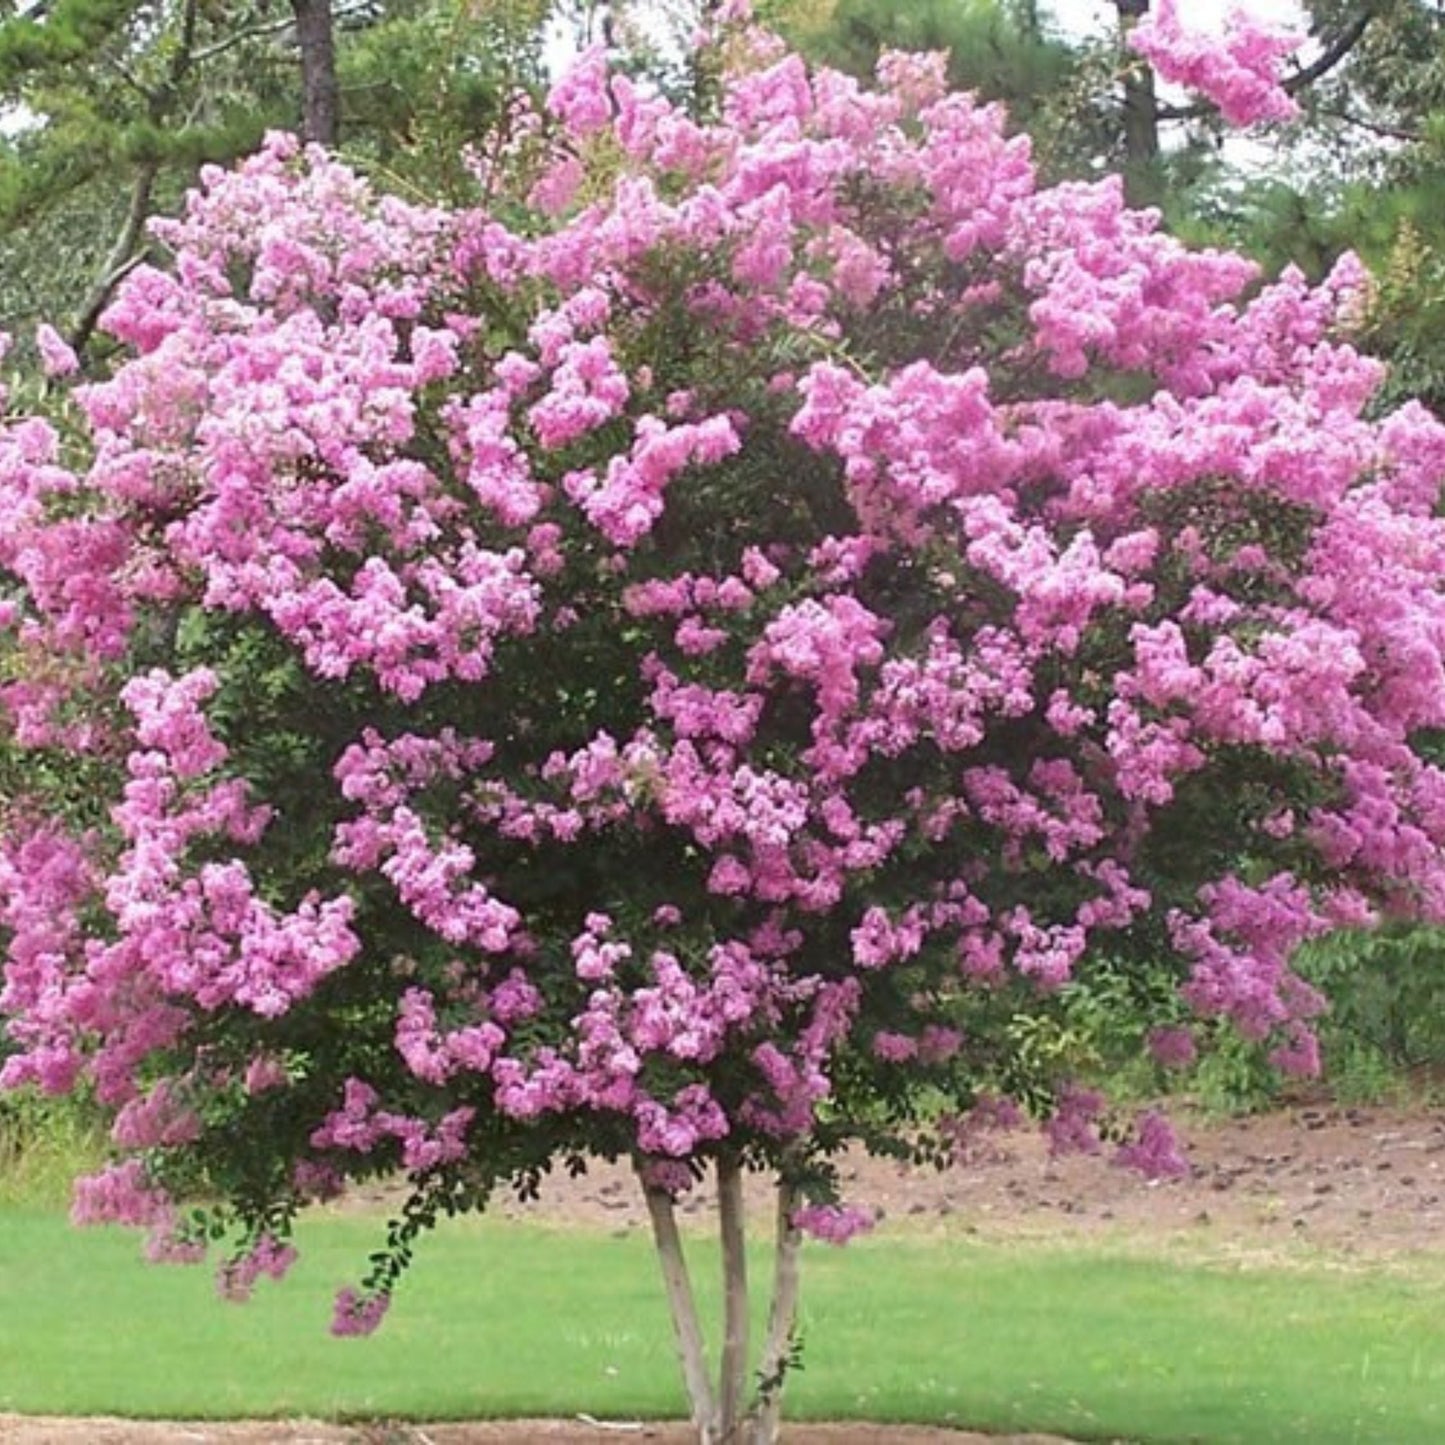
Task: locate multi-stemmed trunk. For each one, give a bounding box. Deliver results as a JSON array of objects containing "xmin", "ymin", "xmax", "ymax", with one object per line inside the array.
[{"xmin": 640, "ymin": 1155, "xmax": 805, "ymax": 1445}]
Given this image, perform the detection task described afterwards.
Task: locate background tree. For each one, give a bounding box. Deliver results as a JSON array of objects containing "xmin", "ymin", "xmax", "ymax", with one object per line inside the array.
[
  {"xmin": 0, "ymin": 0, "xmax": 306, "ymax": 349},
  {"xmin": 292, "ymin": 0, "xmax": 340, "ymax": 146},
  {"xmin": 1239, "ymin": 0, "xmax": 1445, "ymax": 413},
  {"xmin": 0, "ymin": 0, "xmax": 557, "ymax": 353}
]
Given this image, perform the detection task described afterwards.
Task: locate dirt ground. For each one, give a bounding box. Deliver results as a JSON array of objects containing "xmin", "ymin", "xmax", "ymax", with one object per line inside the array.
[
  {"xmin": 431, "ymin": 1097, "xmax": 1445, "ymax": 1263},
  {"xmin": 6, "ymin": 1100, "xmax": 1443, "ymax": 1445}
]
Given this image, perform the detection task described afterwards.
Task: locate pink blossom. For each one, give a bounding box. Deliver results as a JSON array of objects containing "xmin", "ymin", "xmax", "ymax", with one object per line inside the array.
[
  {"xmin": 112, "ymin": 1081, "xmax": 201, "ymax": 1148},
  {"xmin": 918, "ymin": 1025, "xmax": 964, "ymax": 1064},
  {"xmin": 529, "ymin": 156, "xmax": 585, "ymax": 217},
  {"xmin": 71, "ymin": 1160, "xmax": 171, "ymax": 1227},
  {"xmin": 792, "ymin": 1203, "xmax": 877, "ymax": 1245},
  {"xmin": 144, "ymin": 1227, "xmax": 208, "ymax": 1265},
  {"xmin": 1044, "ymin": 1086, "xmax": 1104, "ymax": 1158},
  {"xmin": 244, "ymin": 1055, "xmax": 289, "ymax": 1094},
  {"xmin": 1147, "ymin": 1027, "xmax": 1198, "ymax": 1070},
  {"xmin": 940, "ymin": 1093, "xmax": 1023, "ymax": 1163},
  {"xmin": 870, "ymin": 1030, "xmax": 917, "ymax": 1062},
  {"xmin": 1129, "ymin": 0, "xmax": 1302, "ymax": 127},
  {"xmin": 1269, "ymin": 1023, "xmax": 1322, "ymax": 1078},
  {"xmin": 1114, "ymin": 1111, "xmax": 1189, "ymax": 1181},
  {"xmin": 330, "ymin": 1287, "xmax": 391, "ymax": 1338},
  {"xmin": 1, "ymin": 30, "xmax": 1442, "ymax": 1356},
  {"xmin": 217, "ymin": 1234, "xmax": 299, "ymax": 1303},
  {"xmin": 546, "ymin": 47, "xmax": 613, "ymax": 139},
  {"xmin": 639, "ymin": 1158, "xmax": 698, "ymax": 1196},
  {"xmin": 35, "ymin": 323, "xmax": 79, "ymax": 378}
]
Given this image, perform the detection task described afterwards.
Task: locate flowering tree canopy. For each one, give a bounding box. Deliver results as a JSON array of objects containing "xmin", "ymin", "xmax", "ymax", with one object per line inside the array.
[{"xmin": 4, "ymin": 15, "xmax": 1445, "ymax": 1444}]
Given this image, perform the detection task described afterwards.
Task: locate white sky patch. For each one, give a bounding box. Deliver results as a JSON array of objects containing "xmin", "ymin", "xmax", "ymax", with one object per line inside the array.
[
  {"xmin": 1051, "ymin": 0, "xmax": 1307, "ymax": 41},
  {"xmin": 541, "ymin": 0, "xmax": 1318, "ymax": 180},
  {"xmin": 543, "ymin": 0, "xmax": 1309, "ymax": 60}
]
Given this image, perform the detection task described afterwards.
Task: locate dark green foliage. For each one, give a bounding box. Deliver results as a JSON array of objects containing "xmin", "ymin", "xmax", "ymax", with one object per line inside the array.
[
  {"xmin": 1298, "ymin": 927, "xmax": 1445, "ymax": 1078},
  {"xmin": 339, "ymin": 0, "xmax": 552, "ymax": 200}
]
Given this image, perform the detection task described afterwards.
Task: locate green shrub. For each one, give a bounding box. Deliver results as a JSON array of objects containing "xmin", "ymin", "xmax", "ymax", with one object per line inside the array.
[
  {"xmin": 1040, "ymin": 928, "xmax": 1445, "ymax": 1117},
  {"xmin": 0, "ymin": 1089, "xmax": 106, "ymax": 1208},
  {"xmin": 1297, "ymin": 927, "xmax": 1445, "ymax": 1078}
]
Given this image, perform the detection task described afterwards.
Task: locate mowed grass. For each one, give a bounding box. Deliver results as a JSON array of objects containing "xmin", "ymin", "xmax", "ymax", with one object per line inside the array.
[{"xmin": 2, "ymin": 1209, "xmax": 1443, "ymax": 1444}]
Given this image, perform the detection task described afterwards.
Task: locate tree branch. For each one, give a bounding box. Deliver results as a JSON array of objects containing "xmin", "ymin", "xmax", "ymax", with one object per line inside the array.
[
  {"xmin": 192, "ymin": 13, "xmax": 295, "ymax": 66},
  {"xmin": 190, "ymin": 1, "xmax": 373, "ymax": 69},
  {"xmin": 102, "ymin": 52, "xmax": 158, "ymax": 104},
  {"xmin": 67, "ymin": 158, "xmax": 158, "ymax": 357},
  {"xmin": 166, "ymin": 0, "xmax": 199, "ymax": 93},
  {"xmin": 66, "ymin": 0, "xmax": 201, "ymax": 356},
  {"xmin": 750, "ymin": 1177, "xmax": 803, "ymax": 1445},
  {"xmin": 1311, "ymin": 102, "xmax": 1424, "ymax": 144},
  {"xmin": 1282, "ymin": 9, "xmax": 1375, "ymax": 96}
]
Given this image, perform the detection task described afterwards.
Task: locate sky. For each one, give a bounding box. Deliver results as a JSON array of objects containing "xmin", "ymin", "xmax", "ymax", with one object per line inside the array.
[
  {"xmin": 568, "ymin": 0, "xmax": 1311, "ymax": 49},
  {"xmin": 1048, "ymin": 0, "xmax": 1307, "ymax": 43},
  {"xmin": 548, "ymin": 0, "xmax": 1314, "ymax": 95}
]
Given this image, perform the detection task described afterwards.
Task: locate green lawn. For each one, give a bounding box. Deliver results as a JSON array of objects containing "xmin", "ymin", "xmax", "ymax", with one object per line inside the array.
[{"xmin": 2, "ymin": 1209, "xmax": 1442, "ymax": 1444}]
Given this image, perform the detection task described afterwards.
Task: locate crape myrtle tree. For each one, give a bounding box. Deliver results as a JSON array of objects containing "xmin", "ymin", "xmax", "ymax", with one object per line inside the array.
[{"xmin": 6, "ymin": 6, "xmax": 1445, "ymax": 1442}]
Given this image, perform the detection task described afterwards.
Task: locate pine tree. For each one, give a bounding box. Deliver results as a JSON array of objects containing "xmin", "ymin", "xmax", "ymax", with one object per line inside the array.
[{"xmin": 0, "ymin": 1, "xmax": 555, "ymax": 355}]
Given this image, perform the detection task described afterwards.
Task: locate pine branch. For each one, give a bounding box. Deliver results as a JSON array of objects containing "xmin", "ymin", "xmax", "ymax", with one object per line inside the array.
[
  {"xmin": 1310, "ymin": 102, "xmax": 1425, "ymax": 144},
  {"xmin": 191, "ymin": 1, "xmax": 372, "ymax": 68},
  {"xmin": 66, "ymin": 156, "xmax": 156, "ymax": 356}
]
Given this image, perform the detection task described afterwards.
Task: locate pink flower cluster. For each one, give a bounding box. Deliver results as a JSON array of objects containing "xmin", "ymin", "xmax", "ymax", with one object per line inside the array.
[
  {"xmin": 1129, "ymin": 0, "xmax": 1303, "ymax": 127},
  {"xmin": 792, "ymin": 1202, "xmax": 877, "ymax": 1245},
  {"xmin": 331, "ymin": 1286, "xmax": 392, "ymax": 1338},
  {"xmin": 1113, "ymin": 1111, "xmax": 1190, "ymax": 1181},
  {"xmin": 217, "ymin": 1234, "xmax": 299, "ymax": 1303}
]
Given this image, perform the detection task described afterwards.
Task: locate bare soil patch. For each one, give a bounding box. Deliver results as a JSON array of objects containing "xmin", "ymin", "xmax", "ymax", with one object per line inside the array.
[{"xmin": 367, "ymin": 1099, "xmax": 1445, "ymax": 1264}]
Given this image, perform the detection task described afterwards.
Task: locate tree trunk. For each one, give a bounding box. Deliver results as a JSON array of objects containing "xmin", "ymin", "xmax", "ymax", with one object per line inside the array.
[
  {"xmin": 750, "ymin": 1179, "xmax": 803, "ymax": 1445},
  {"xmin": 70, "ymin": 0, "xmax": 195, "ymax": 356},
  {"xmin": 1116, "ymin": 0, "xmax": 1161, "ymax": 206},
  {"xmin": 69, "ymin": 159, "xmax": 157, "ymax": 357},
  {"xmin": 642, "ymin": 1172, "xmax": 720, "ymax": 1443},
  {"xmin": 640, "ymin": 1161, "xmax": 806, "ymax": 1445},
  {"xmin": 291, "ymin": 0, "xmax": 340, "ymax": 146},
  {"xmin": 717, "ymin": 1155, "xmax": 750, "ymax": 1443}
]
